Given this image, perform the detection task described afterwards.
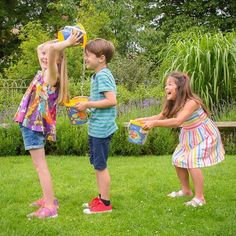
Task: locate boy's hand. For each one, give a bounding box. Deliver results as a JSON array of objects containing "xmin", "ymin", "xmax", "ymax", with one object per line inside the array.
[
  {"xmin": 143, "ymin": 121, "xmax": 155, "ymax": 130},
  {"xmin": 75, "ymin": 102, "xmax": 88, "ymax": 111}
]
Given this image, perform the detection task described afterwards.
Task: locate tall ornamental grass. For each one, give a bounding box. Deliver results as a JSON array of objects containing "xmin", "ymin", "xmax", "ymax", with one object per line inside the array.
[{"xmin": 158, "ymin": 31, "xmax": 236, "ymax": 110}]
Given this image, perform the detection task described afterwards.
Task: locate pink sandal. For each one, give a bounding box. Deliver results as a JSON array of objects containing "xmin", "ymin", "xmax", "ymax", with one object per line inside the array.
[{"xmin": 27, "ymin": 207, "xmax": 58, "ymax": 219}]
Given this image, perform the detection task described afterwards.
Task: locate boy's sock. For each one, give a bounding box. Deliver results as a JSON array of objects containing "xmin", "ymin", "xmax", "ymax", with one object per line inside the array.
[{"xmin": 101, "ymin": 198, "xmax": 110, "ymax": 206}]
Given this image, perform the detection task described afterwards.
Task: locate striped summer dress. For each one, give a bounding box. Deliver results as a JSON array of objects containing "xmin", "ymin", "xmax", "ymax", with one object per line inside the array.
[{"xmin": 173, "ymin": 107, "xmax": 225, "ymax": 168}]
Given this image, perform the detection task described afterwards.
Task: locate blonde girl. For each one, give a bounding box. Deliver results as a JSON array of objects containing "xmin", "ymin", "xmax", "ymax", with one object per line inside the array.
[{"xmin": 15, "ymin": 33, "xmax": 81, "ymax": 218}]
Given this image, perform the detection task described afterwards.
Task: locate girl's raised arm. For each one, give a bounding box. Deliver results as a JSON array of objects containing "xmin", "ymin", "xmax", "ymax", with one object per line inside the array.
[
  {"xmin": 37, "ymin": 44, "xmax": 45, "ymax": 70},
  {"xmin": 46, "ymin": 32, "xmax": 82, "ymax": 86},
  {"xmin": 37, "ymin": 40, "xmax": 57, "ymax": 70}
]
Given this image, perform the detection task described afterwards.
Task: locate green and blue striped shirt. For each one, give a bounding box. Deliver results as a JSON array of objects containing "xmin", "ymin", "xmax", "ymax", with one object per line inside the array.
[{"xmin": 88, "ymin": 68, "xmax": 118, "ymax": 138}]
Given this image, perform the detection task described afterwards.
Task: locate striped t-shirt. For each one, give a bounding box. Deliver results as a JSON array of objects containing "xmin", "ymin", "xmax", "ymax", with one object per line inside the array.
[{"xmin": 88, "ymin": 67, "xmax": 118, "ymax": 138}]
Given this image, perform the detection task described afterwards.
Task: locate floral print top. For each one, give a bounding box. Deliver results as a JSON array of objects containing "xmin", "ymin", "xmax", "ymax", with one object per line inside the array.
[{"xmin": 14, "ymin": 71, "xmax": 58, "ymax": 141}]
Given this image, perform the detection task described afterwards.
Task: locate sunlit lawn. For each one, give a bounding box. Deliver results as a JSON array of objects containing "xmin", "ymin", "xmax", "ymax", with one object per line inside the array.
[{"xmin": 0, "ymin": 155, "xmax": 235, "ymax": 236}]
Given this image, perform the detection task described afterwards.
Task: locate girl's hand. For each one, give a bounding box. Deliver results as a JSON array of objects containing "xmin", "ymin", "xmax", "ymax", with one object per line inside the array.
[
  {"xmin": 143, "ymin": 121, "xmax": 156, "ymax": 130},
  {"xmin": 135, "ymin": 118, "xmax": 146, "ymax": 122},
  {"xmin": 75, "ymin": 102, "xmax": 88, "ymax": 111},
  {"xmin": 66, "ymin": 30, "xmax": 83, "ymax": 46}
]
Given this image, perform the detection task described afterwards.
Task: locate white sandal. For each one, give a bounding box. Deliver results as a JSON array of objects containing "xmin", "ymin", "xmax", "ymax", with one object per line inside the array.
[
  {"xmin": 185, "ymin": 197, "xmax": 206, "ymax": 207},
  {"xmin": 167, "ymin": 190, "xmax": 186, "ymax": 198}
]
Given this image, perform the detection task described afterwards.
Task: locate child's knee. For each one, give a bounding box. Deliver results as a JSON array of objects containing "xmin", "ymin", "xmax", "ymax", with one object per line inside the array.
[{"xmin": 93, "ymin": 162, "xmax": 107, "ymax": 171}]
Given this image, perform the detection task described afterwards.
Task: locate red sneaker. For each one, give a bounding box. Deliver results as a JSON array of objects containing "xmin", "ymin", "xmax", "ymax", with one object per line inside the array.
[
  {"xmin": 82, "ymin": 196, "xmax": 100, "ymax": 208},
  {"xmin": 83, "ymin": 199, "xmax": 112, "ymax": 214}
]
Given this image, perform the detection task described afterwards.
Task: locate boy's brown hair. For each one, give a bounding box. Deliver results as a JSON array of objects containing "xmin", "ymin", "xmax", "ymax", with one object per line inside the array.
[{"xmin": 85, "ymin": 38, "xmax": 115, "ymax": 63}]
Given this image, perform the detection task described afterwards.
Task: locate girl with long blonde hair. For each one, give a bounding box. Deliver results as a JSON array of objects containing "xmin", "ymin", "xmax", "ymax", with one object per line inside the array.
[{"xmin": 15, "ymin": 33, "xmax": 81, "ymax": 218}]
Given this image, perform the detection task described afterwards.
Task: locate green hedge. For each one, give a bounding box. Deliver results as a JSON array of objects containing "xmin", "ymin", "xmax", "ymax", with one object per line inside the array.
[
  {"xmin": 0, "ymin": 120, "xmax": 235, "ymax": 156},
  {"xmin": 0, "ymin": 120, "xmax": 178, "ymax": 156},
  {"xmin": 110, "ymin": 125, "xmax": 177, "ymax": 156},
  {"xmin": 0, "ymin": 124, "xmax": 27, "ymax": 156}
]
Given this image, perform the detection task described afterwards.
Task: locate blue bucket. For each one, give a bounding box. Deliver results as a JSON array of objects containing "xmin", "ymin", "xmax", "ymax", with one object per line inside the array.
[
  {"xmin": 128, "ymin": 121, "xmax": 148, "ymax": 145},
  {"xmin": 64, "ymin": 96, "xmax": 89, "ymax": 125},
  {"xmin": 57, "ymin": 23, "xmax": 87, "ymax": 47},
  {"xmin": 66, "ymin": 107, "xmax": 89, "ymax": 125}
]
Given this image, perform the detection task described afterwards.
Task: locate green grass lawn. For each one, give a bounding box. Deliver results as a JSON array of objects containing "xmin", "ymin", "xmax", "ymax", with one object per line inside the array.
[{"xmin": 0, "ymin": 155, "xmax": 235, "ymax": 236}]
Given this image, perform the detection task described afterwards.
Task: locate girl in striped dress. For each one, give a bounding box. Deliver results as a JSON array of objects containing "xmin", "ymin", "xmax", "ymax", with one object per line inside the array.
[{"xmin": 137, "ymin": 71, "xmax": 225, "ymax": 207}]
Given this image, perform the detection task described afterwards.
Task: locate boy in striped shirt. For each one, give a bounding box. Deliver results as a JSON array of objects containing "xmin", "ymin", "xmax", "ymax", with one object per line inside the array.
[{"xmin": 76, "ymin": 38, "xmax": 118, "ymax": 214}]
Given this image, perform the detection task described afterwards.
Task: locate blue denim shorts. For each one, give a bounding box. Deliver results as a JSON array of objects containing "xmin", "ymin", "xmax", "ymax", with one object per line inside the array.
[
  {"xmin": 89, "ymin": 134, "xmax": 113, "ymax": 170},
  {"xmin": 20, "ymin": 124, "xmax": 45, "ymax": 150}
]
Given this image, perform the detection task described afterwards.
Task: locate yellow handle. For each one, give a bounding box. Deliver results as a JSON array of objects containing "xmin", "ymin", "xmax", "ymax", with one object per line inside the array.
[
  {"xmin": 63, "ymin": 96, "xmax": 89, "ymax": 107},
  {"xmin": 129, "ymin": 119, "xmax": 144, "ymax": 127}
]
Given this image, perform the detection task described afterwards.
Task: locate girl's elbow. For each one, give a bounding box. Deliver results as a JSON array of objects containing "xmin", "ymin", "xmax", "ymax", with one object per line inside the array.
[
  {"xmin": 175, "ymin": 119, "xmax": 183, "ymax": 127},
  {"xmin": 48, "ymin": 45, "xmax": 55, "ymax": 53},
  {"xmin": 173, "ymin": 124, "xmax": 180, "ymax": 128}
]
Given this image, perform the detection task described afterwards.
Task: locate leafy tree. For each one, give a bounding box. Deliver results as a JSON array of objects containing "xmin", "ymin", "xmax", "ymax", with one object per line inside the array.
[
  {"xmin": 145, "ymin": 0, "xmax": 236, "ymax": 37},
  {"xmin": 3, "ymin": 21, "xmax": 50, "ymax": 82},
  {"xmin": 0, "ymin": 0, "xmax": 54, "ymax": 71}
]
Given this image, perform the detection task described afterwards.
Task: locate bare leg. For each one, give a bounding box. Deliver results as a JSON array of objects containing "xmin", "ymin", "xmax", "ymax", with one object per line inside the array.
[
  {"xmin": 188, "ymin": 168, "xmax": 205, "ymax": 200},
  {"xmin": 95, "ymin": 171, "xmax": 100, "ymax": 196},
  {"xmin": 96, "ymin": 168, "xmax": 110, "ymax": 200},
  {"xmin": 30, "ymin": 148, "xmax": 55, "ymax": 208},
  {"xmin": 175, "ymin": 166, "xmax": 192, "ymax": 195}
]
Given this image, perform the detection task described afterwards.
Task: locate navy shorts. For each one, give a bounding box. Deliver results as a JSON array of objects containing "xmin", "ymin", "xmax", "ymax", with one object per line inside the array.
[
  {"xmin": 89, "ymin": 134, "xmax": 113, "ymax": 170},
  {"xmin": 20, "ymin": 124, "xmax": 45, "ymax": 150}
]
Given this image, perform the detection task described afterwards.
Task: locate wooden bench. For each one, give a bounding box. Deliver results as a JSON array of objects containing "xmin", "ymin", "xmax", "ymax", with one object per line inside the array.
[
  {"xmin": 1, "ymin": 121, "xmax": 236, "ymax": 130},
  {"xmin": 124, "ymin": 121, "xmax": 236, "ymax": 129},
  {"xmin": 215, "ymin": 121, "xmax": 236, "ymax": 129},
  {"xmin": 0, "ymin": 123, "xmax": 11, "ymax": 128}
]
